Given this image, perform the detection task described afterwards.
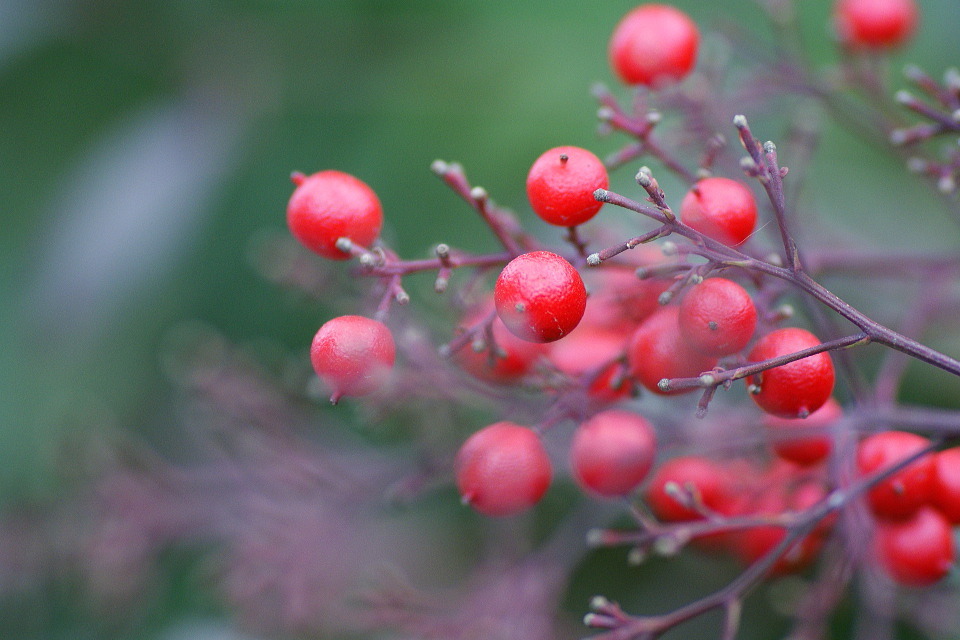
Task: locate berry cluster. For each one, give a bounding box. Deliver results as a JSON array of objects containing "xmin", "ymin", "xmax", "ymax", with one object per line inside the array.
[{"xmin": 276, "ymin": 0, "xmax": 960, "ymax": 637}]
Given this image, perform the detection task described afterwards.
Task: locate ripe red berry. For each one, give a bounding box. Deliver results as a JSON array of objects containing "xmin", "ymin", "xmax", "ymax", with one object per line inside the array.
[
  {"xmin": 875, "ymin": 507, "xmax": 954, "ymax": 587},
  {"xmin": 834, "ymin": 0, "xmax": 918, "ymax": 49},
  {"xmin": 747, "ymin": 328, "xmax": 835, "ymax": 419},
  {"xmin": 549, "ymin": 326, "xmax": 631, "ymax": 402},
  {"xmin": 455, "ymin": 422, "xmax": 552, "ymax": 517},
  {"xmin": 287, "ymin": 170, "xmax": 383, "ymax": 260},
  {"xmin": 764, "ymin": 397, "xmax": 841, "ymax": 466},
  {"xmin": 627, "ymin": 306, "xmax": 718, "ymax": 395},
  {"xmin": 678, "ymin": 277, "xmax": 757, "ymax": 357},
  {"xmin": 733, "ymin": 484, "xmax": 825, "ymax": 575},
  {"xmin": 526, "ymin": 146, "xmax": 608, "ymax": 227},
  {"xmin": 310, "ymin": 315, "xmax": 395, "ymax": 403},
  {"xmin": 609, "ymin": 4, "xmax": 699, "ymax": 87},
  {"xmin": 494, "ymin": 251, "xmax": 587, "ymax": 343},
  {"xmin": 857, "ymin": 431, "xmax": 934, "ymax": 521},
  {"xmin": 570, "ymin": 410, "xmax": 656, "ymax": 498},
  {"xmin": 455, "ymin": 308, "xmax": 547, "ymax": 384},
  {"xmin": 931, "ymin": 447, "xmax": 960, "ymax": 524},
  {"xmin": 680, "ymin": 177, "xmax": 758, "ymax": 247},
  {"xmin": 646, "ymin": 456, "xmax": 731, "ymax": 523}
]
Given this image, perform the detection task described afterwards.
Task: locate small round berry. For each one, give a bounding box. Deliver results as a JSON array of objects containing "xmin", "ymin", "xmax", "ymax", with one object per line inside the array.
[
  {"xmin": 456, "ymin": 309, "xmax": 547, "ymax": 384},
  {"xmin": 764, "ymin": 397, "xmax": 841, "ymax": 466},
  {"xmin": 646, "ymin": 456, "xmax": 731, "ymax": 523},
  {"xmin": 932, "ymin": 447, "xmax": 960, "ymax": 524},
  {"xmin": 526, "ymin": 146, "xmax": 608, "ymax": 227},
  {"xmin": 287, "ymin": 170, "xmax": 383, "ymax": 260},
  {"xmin": 680, "ymin": 177, "xmax": 758, "ymax": 247},
  {"xmin": 834, "ymin": 0, "xmax": 918, "ymax": 49},
  {"xmin": 494, "ymin": 251, "xmax": 587, "ymax": 343},
  {"xmin": 455, "ymin": 422, "xmax": 552, "ymax": 517},
  {"xmin": 570, "ymin": 410, "xmax": 656, "ymax": 498},
  {"xmin": 747, "ymin": 328, "xmax": 835, "ymax": 419},
  {"xmin": 549, "ymin": 326, "xmax": 631, "ymax": 402},
  {"xmin": 310, "ymin": 315, "xmax": 395, "ymax": 403},
  {"xmin": 733, "ymin": 485, "xmax": 825, "ymax": 574},
  {"xmin": 627, "ymin": 306, "xmax": 718, "ymax": 395},
  {"xmin": 857, "ymin": 430, "xmax": 934, "ymax": 521},
  {"xmin": 875, "ymin": 507, "xmax": 954, "ymax": 587},
  {"xmin": 678, "ymin": 277, "xmax": 757, "ymax": 357},
  {"xmin": 609, "ymin": 4, "xmax": 699, "ymax": 87}
]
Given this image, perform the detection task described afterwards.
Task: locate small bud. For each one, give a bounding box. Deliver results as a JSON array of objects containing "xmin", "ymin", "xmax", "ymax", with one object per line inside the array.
[
  {"xmin": 635, "ymin": 267, "xmax": 649, "ymax": 279},
  {"xmin": 590, "ymin": 595, "xmax": 611, "ymax": 611},
  {"xmin": 435, "ymin": 243, "xmax": 450, "ymax": 258},
  {"xmin": 733, "ymin": 114, "xmax": 748, "ymax": 129},
  {"xmin": 657, "ymin": 378, "xmax": 672, "ymax": 392},
  {"xmin": 395, "ymin": 289, "xmax": 410, "ymax": 305},
  {"xmin": 430, "ymin": 159, "xmax": 449, "ymax": 175},
  {"xmin": 646, "ymin": 110, "xmax": 662, "ymax": 124},
  {"xmin": 740, "ymin": 156, "xmax": 758, "ymax": 172},
  {"xmin": 699, "ymin": 373, "xmax": 716, "ymax": 386},
  {"xmin": 657, "ymin": 291, "xmax": 673, "ymax": 305},
  {"xmin": 593, "ymin": 188, "xmax": 610, "ymax": 202},
  {"xmin": 690, "ymin": 274, "xmax": 703, "ymax": 285},
  {"xmin": 434, "ymin": 277, "xmax": 448, "ymax": 294},
  {"xmin": 471, "ymin": 338, "xmax": 486, "ymax": 352},
  {"xmin": 470, "ymin": 186, "xmax": 488, "ymax": 201},
  {"xmin": 660, "ymin": 240, "xmax": 677, "ymax": 255},
  {"xmin": 335, "ymin": 237, "xmax": 353, "ymax": 252},
  {"xmin": 358, "ymin": 252, "xmax": 376, "ymax": 267},
  {"xmin": 763, "ymin": 141, "xmax": 777, "ymax": 154},
  {"xmin": 583, "ymin": 613, "xmax": 600, "ymax": 627},
  {"xmin": 938, "ymin": 175, "xmax": 956, "ymax": 194},
  {"xmin": 945, "ymin": 67, "xmax": 960, "ymax": 90},
  {"xmin": 636, "ymin": 170, "xmax": 652, "ymax": 187},
  {"xmin": 627, "ymin": 547, "xmax": 647, "ymax": 565},
  {"xmin": 586, "ymin": 529, "xmax": 605, "ymax": 547},
  {"xmin": 907, "ymin": 157, "xmax": 928, "ymax": 173},
  {"xmin": 895, "ymin": 90, "xmax": 913, "ymax": 105},
  {"xmin": 696, "ymin": 168, "xmax": 712, "ymax": 179},
  {"xmin": 597, "ymin": 106, "xmax": 615, "ymax": 121},
  {"xmin": 903, "ymin": 64, "xmax": 923, "ymax": 81},
  {"xmin": 586, "ymin": 253, "xmax": 601, "ymax": 266},
  {"xmin": 653, "ymin": 535, "xmax": 681, "ymax": 557}
]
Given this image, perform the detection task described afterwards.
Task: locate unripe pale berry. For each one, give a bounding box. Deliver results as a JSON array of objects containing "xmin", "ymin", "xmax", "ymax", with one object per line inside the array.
[
  {"xmin": 678, "ymin": 277, "xmax": 757, "ymax": 357},
  {"xmin": 875, "ymin": 507, "xmax": 954, "ymax": 587},
  {"xmin": 570, "ymin": 410, "xmax": 656, "ymax": 498},
  {"xmin": 834, "ymin": 0, "xmax": 918, "ymax": 50},
  {"xmin": 310, "ymin": 315, "xmax": 395, "ymax": 403},
  {"xmin": 627, "ymin": 306, "xmax": 717, "ymax": 395},
  {"xmin": 857, "ymin": 430, "xmax": 934, "ymax": 521},
  {"xmin": 526, "ymin": 146, "xmax": 608, "ymax": 227},
  {"xmin": 609, "ymin": 4, "xmax": 699, "ymax": 87},
  {"xmin": 747, "ymin": 328, "xmax": 835, "ymax": 419},
  {"xmin": 494, "ymin": 251, "xmax": 587, "ymax": 343},
  {"xmin": 455, "ymin": 422, "xmax": 552, "ymax": 517},
  {"xmin": 680, "ymin": 177, "xmax": 758, "ymax": 247},
  {"xmin": 287, "ymin": 170, "xmax": 383, "ymax": 260}
]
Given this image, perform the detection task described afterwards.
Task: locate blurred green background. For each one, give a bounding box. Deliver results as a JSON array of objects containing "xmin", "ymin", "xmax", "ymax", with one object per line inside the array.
[{"xmin": 2, "ymin": 0, "xmax": 960, "ymax": 637}]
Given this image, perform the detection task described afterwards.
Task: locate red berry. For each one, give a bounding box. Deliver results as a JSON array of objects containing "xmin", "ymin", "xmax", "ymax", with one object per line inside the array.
[
  {"xmin": 549, "ymin": 326, "xmax": 630, "ymax": 402},
  {"xmin": 678, "ymin": 277, "xmax": 757, "ymax": 357},
  {"xmin": 747, "ymin": 328, "xmax": 835, "ymax": 419},
  {"xmin": 627, "ymin": 306, "xmax": 718, "ymax": 395},
  {"xmin": 310, "ymin": 315, "xmax": 395, "ymax": 403},
  {"xmin": 570, "ymin": 410, "xmax": 657, "ymax": 498},
  {"xmin": 287, "ymin": 170, "xmax": 383, "ymax": 260},
  {"xmin": 609, "ymin": 4, "xmax": 699, "ymax": 87},
  {"xmin": 834, "ymin": 0, "xmax": 918, "ymax": 49},
  {"xmin": 526, "ymin": 146, "xmax": 608, "ymax": 227},
  {"xmin": 734, "ymin": 485, "xmax": 825, "ymax": 575},
  {"xmin": 455, "ymin": 422, "xmax": 552, "ymax": 517},
  {"xmin": 857, "ymin": 431, "xmax": 934, "ymax": 521},
  {"xmin": 875, "ymin": 507, "xmax": 954, "ymax": 587},
  {"xmin": 764, "ymin": 397, "xmax": 841, "ymax": 466},
  {"xmin": 646, "ymin": 456, "xmax": 731, "ymax": 523},
  {"xmin": 680, "ymin": 177, "xmax": 758, "ymax": 247},
  {"xmin": 456, "ymin": 308, "xmax": 547, "ymax": 384},
  {"xmin": 932, "ymin": 447, "xmax": 960, "ymax": 524},
  {"xmin": 494, "ymin": 251, "xmax": 587, "ymax": 343}
]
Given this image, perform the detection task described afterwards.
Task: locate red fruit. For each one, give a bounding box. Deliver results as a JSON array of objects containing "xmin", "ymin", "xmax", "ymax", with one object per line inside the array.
[
  {"xmin": 456, "ymin": 310, "xmax": 547, "ymax": 384},
  {"xmin": 494, "ymin": 251, "xmax": 587, "ymax": 343},
  {"xmin": 627, "ymin": 306, "xmax": 718, "ymax": 395},
  {"xmin": 678, "ymin": 277, "xmax": 757, "ymax": 357},
  {"xmin": 580, "ymin": 257, "xmax": 671, "ymax": 334},
  {"xmin": 287, "ymin": 170, "xmax": 383, "ymax": 260},
  {"xmin": 747, "ymin": 328, "xmax": 835, "ymax": 419},
  {"xmin": 764, "ymin": 398, "xmax": 841, "ymax": 466},
  {"xmin": 646, "ymin": 456, "xmax": 731, "ymax": 523},
  {"xmin": 609, "ymin": 4, "xmax": 699, "ymax": 87},
  {"xmin": 734, "ymin": 486, "xmax": 825, "ymax": 575},
  {"xmin": 570, "ymin": 410, "xmax": 656, "ymax": 498},
  {"xmin": 549, "ymin": 326, "xmax": 630, "ymax": 402},
  {"xmin": 526, "ymin": 146, "xmax": 608, "ymax": 227},
  {"xmin": 310, "ymin": 315, "xmax": 395, "ymax": 402},
  {"xmin": 680, "ymin": 177, "xmax": 758, "ymax": 247},
  {"xmin": 875, "ymin": 507, "xmax": 954, "ymax": 587},
  {"xmin": 932, "ymin": 447, "xmax": 960, "ymax": 524},
  {"xmin": 455, "ymin": 422, "xmax": 552, "ymax": 517},
  {"xmin": 834, "ymin": 0, "xmax": 918, "ymax": 49},
  {"xmin": 857, "ymin": 431, "xmax": 934, "ymax": 521}
]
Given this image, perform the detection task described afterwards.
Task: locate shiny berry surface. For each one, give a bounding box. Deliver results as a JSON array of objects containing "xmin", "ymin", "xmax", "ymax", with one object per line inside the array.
[
  {"xmin": 609, "ymin": 4, "xmax": 699, "ymax": 87},
  {"xmin": 764, "ymin": 397, "xmax": 840, "ymax": 466},
  {"xmin": 875, "ymin": 507, "xmax": 954, "ymax": 587},
  {"xmin": 526, "ymin": 146, "xmax": 608, "ymax": 227},
  {"xmin": 627, "ymin": 306, "xmax": 717, "ymax": 395},
  {"xmin": 570, "ymin": 410, "xmax": 656, "ymax": 498},
  {"xmin": 678, "ymin": 277, "xmax": 757, "ymax": 357},
  {"xmin": 310, "ymin": 315, "xmax": 395, "ymax": 402},
  {"xmin": 857, "ymin": 430, "xmax": 934, "ymax": 520},
  {"xmin": 747, "ymin": 328, "xmax": 835, "ymax": 419},
  {"xmin": 680, "ymin": 177, "xmax": 757, "ymax": 247},
  {"xmin": 834, "ymin": 0, "xmax": 918, "ymax": 49}
]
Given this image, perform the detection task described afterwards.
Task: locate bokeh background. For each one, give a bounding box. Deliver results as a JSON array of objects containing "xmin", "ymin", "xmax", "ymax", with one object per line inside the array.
[{"xmin": 3, "ymin": 1, "xmax": 960, "ymax": 638}]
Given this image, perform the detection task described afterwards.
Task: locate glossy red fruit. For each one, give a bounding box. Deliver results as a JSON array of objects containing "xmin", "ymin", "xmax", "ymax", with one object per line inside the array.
[
  {"xmin": 456, "ymin": 309, "xmax": 547, "ymax": 384},
  {"xmin": 834, "ymin": 0, "xmax": 918, "ymax": 49},
  {"xmin": 932, "ymin": 447, "xmax": 960, "ymax": 524},
  {"xmin": 609, "ymin": 4, "xmax": 699, "ymax": 87},
  {"xmin": 287, "ymin": 170, "xmax": 383, "ymax": 260},
  {"xmin": 570, "ymin": 410, "xmax": 656, "ymax": 498},
  {"xmin": 747, "ymin": 328, "xmax": 835, "ymax": 419},
  {"xmin": 455, "ymin": 422, "xmax": 552, "ymax": 517},
  {"xmin": 526, "ymin": 146, "xmax": 608, "ymax": 227},
  {"xmin": 678, "ymin": 277, "xmax": 757, "ymax": 357},
  {"xmin": 646, "ymin": 456, "xmax": 731, "ymax": 523},
  {"xmin": 310, "ymin": 315, "xmax": 395, "ymax": 402},
  {"xmin": 549, "ymin": 326, "xmax": 630, "ymax": 402},
  {"xmin": 764, "ymin": 397, "xmax": 841, "ymax": 466},
  {"xmin": 494, "ymin": 251, "xmax": 587, "ymax": 343},
  {"xmin": 680, "ymin": 177, "xmax": 758, "ymax": 247},
  {"xmin": 627, "ymin": 306, "xmax": 718, "ymax": 395},
  {"xmin": 857, "ymin": 431, "xmax": 934, "ymax": 521},
  {"xmin": 875, "ymin": 507, "xmax": 954, "ymax": 587}
]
